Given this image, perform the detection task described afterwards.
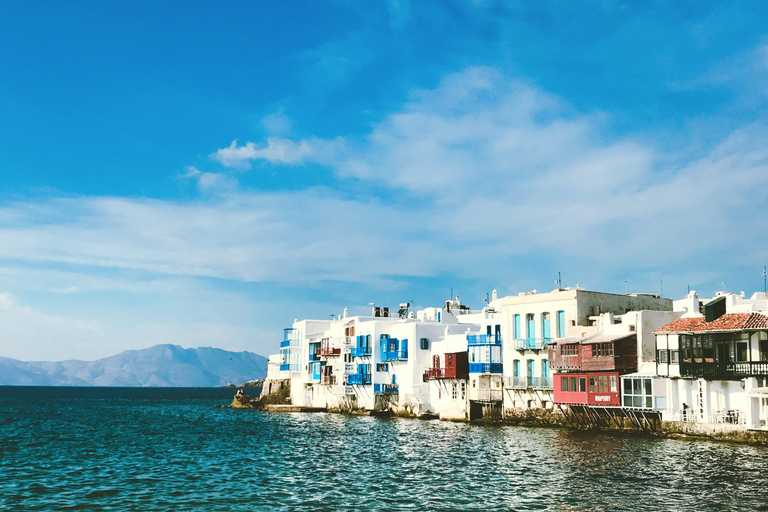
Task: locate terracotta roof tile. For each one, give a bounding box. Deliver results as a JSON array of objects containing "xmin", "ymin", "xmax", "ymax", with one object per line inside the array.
[{"xmin": 654, "ymin": 313, "xmax": 768, "ymax": 333}]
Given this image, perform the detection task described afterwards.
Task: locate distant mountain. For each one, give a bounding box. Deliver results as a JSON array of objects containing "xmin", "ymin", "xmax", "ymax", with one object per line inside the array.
[{"xmin": 0, "ymin": 344, "xmax": 268, "ymax": 387}]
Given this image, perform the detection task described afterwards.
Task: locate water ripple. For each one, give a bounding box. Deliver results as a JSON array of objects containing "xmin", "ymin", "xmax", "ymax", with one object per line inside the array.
[{"xmin": 2, "ymin": 388, "xmax": 768, "ymax": 511}]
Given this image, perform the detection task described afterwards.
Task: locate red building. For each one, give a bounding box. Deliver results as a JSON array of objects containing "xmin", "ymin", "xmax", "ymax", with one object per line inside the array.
[
  {"xmin": 424, "ymin": 352, "xmax": 468, "ymax": 381},
  {"xmin": 549, "ymin": 333, "xmax": 638, "ymax": 406}
]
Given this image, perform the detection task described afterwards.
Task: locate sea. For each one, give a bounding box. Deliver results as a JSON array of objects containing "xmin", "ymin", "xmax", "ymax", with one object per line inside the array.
[{"xmin": 2, "ymin": 387, "xmax": 768, "ymax": 512}]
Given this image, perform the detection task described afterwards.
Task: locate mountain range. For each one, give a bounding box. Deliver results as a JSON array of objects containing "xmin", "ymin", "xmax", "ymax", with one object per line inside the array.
[{"xmin": 0, "ymin": 344, "xmax": 268, "ymax": 387}]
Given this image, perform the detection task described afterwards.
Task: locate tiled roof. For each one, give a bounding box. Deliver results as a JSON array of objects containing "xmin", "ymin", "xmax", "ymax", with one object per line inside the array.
[
  {"xmin": 654, "ymin": 313, "xmax": 768, "ymax": 333},
  {"xmin": 554, "ymin": 333, "xmax": 635, "ymax": 345}
]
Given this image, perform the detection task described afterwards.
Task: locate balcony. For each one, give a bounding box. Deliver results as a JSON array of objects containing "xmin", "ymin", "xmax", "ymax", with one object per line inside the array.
[
  {"xmin": 282, "ymin": 328, "xmax": 301, "ymax": 348},
  {"xmin": 279, "ymin": 364, "xmax": 301, "ymax": 372},
  {"xmin": 347, "ymin": 373, "xmax": 372, "ymax": 385},
  {"xmin": 424, "ymin": 367, "xmax": 447, "ymax": 380},
  {"xmin": 679, "ymin": 361, "xmax": 768, "ymax": 379},
  {"xmin": 308, "ymin": 352, "xmax": 321, "ymax": 362},
  {"xmin": 320, "ymin": 346, "xmax": 341, "ymax": 356},
  {"xmin": 350, "ymin": 346, "xmax": 372, "ymax": 358},
  {"xmin": 513, "ymin": 338, "xmax": 552, "ymax": 351},
  {"xmin": 469, "ymin": 362, "xmax": 503, "ymax": 374},
  {"xmin": 504, "ymin": 376, "xmax": 552, "ymax": 390},
  {"xmin": 321, "ymin": 374, "xmax": 336, "ymax": 385},
  {"xmin": 475, "ymin": 389, "xmax": 503, "ymax": 402},
  {"xmin": 381, "ymin": 350, "xmax": 408, "ymax": 362},
  {"xmin": 374, "ymin": 383, "xmax": 398, "ymax": 394},
  {"xmin": 467, "ymin": 334, "xmax": 502, "ymax": 346}
]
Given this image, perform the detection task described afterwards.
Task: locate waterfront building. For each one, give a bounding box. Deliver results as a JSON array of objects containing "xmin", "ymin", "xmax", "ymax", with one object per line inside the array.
[
  {"xmin": 264, "ymin": 288, "xmax": 675, "ymax": 420},
  {"xmin": 653, "ymin": 292, "xmax": 768, "ymax": 429},
  {"xmin": 274, "ymin": 302, "xmax": 485, "ymax": 416},
  {"xmin": 496, "ymin": 289, "xmax": 673, "ymax": 413}
]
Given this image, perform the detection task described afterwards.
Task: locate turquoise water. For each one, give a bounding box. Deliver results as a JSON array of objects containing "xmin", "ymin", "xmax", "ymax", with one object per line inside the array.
[{"xmin": 2, "ymin": 387, "xmax": 768, "ymax": 511}]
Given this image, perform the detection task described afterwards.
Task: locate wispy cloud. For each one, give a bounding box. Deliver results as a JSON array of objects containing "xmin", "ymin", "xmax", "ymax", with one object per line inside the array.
[
  {"xmin": 7, "ymin": 67, "xmax": 767, "ymax": 290},
  {"xmin": 182, "ymin": 166, "xmax": 238, "ymax": 191},
  {"xmin": 210, "ymin": 137, "xmax": 344, "ymax": 169}
]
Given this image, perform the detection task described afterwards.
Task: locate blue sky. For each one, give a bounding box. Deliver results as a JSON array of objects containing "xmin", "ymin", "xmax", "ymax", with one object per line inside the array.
[{"xmin": 2, "ymin": 1, "xmax": 768, "ymax": 361}]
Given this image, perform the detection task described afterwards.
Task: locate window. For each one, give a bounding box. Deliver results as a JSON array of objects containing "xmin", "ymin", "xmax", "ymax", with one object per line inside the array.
[
  {"xmin": 589, "ymin": 376, "xmax": 597, "ymax": 393},
  {"xmin": 460, "ymin": 382, "xmax": 466, "ymax": 399},
  {"xmin": 609, "ymin": 375, "xmax": 617, "ymax": 392},
  {"xmin": 561, "ymin": 376, "xmax": 569, "ymax": 392},
  {"xmin": 737, "ymin": 342, "xmax": 749, "ymax": 362},
  {"xmin": 570, "ymin": 377, "xmax": 577, "ymax": 392},
  {"xmin": 657, "ymin": 350, "xmax": 668, "ymax": 364},
  {"xmin": 761, "ymin": 339, "xmax": 768, "ymax": 362},
  {"xmin": 420, "ymin": 338, "xmax": 429, "ymax": 350},
  {"xmin": 670, "ymin": 350, "xmax": 679, "ymax": 363},
  {"xmin": 561, "ymin": 344, "xmax": 579, "ymax": 356},
  {"xmin": 622, "ymin": 376, "xmax": 653, "ymax": 409},
  {"xmin": 344, "ymin": 353, "xmax": 351, "ymax": 363},
  {"xmin": 579, "ymin": 377, "xmax": 586, "ymax": 392},
  {"xmin": 593, "ymin": 343, "xmax": 614, "ymax": 357},
  {"xmin": 598, "ymin": 376, "xmax": 608, "ymax": 392},
  {"xmin": 452, "ymin": 382, "xmax": 458, "ymax": 400},
  {"xmin": 376, "ymin": 363, "xmax": 388, "ymax": 372},
  {"xmin": 514, "ymin": 314, "xmax": 521, "ymax": 339}
]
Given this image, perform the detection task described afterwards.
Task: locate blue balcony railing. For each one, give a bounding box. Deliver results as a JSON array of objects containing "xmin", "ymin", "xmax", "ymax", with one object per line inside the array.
[
  {"xmin": 279, "ymin": 364, "xmax": 301, "ymax": 372},
  {"xmin": 513, "ymin": 338, "xmax": 552, "ymax": 350},
  {"xmin": 505, "ymin": 376, "xmax": 552, "ymax": 389},
  {"xmin": 469, "ymin": 362, "xmax": 503, "ymax": 374},
  {"xmin": 374, "ymin": 383, "xmax": 399, "ymax": 394},
  {"xmin": 347, "ymin": 373, "xmax": 372, "ymax": 385},
  {"xmin": 350, "ymin": 346, "xmax": 372, "ymax": 357},
  {"xmin": 467, "ymin": 334, "xmax": 502, "ymax": 346},
  {"xmin": 381, "ymin": 350, "xmax": 408, "ymax": 362}
]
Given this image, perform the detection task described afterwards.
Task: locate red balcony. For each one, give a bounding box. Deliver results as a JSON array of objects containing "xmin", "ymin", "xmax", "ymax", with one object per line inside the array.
[
  {"xmin": 423, "ymin": 352, "xmax": 468, "ymax": 380},
  {"xmin": 320, "ymin": 346, "xmax": 341, "ymax": 356}
]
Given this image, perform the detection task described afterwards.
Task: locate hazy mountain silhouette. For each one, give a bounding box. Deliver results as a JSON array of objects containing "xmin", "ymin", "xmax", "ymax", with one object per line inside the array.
[{"xmin": 0, "ymin": 344, "xmax": 267, "ymax": 386}]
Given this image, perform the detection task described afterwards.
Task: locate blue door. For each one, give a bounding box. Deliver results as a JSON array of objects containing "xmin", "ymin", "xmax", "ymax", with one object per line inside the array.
[
  {"xmin": 557, "ymin": 311, "xmax": 565, "ymax": 338},
  {"xmin": 542, "ymin": 313, "xmax": 551, "ymax": 341}
]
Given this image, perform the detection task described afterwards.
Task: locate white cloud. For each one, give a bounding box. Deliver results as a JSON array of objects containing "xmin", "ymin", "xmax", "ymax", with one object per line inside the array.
[
  {"xmin": 4, "ymin": 66, "xmax": 768, "ymax": 360},
  {"xmin": 211, "ymin": 137, "xmax": 345, "ymax": 169},
  {"xmin": 261, "ymin": 110, "xmax": 293, "ymax": 136},
  {"xmin": 182, "ymin": 166, "xmax": 237, "ymax": 191}
]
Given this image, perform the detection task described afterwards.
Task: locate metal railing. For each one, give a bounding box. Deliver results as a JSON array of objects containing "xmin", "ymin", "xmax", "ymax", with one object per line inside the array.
[
  {"xmin": 475, "ymin": 389, "xmax": 503, "ymax": 402},
  {"xmin": 347, "ymin": 373, "xmax": 372, "ymax": 385},
  {"xmin": 381, "ymin": 350, "xmax": 408, "ymax": 362},
  {"xmin": 467, "ymin": 334, "xmax": 502, "ymax": 346},
  {"xmin": 513, "ymin": 338, "xmax": 552, "ymax": 350},
  {"xmin": 350, "ymin": 346, "xmax": 372, "ymax": 358},
  {"xmin": 424, "ymin": 368, "xmax": 447, "ymax": 380},
  {"xmin": 469, "ymin": 362, "xmax": 503, "ymax": 374},
  {"xmin": 279, "ymin": 364, "xmax": 301, "ymax": 372},
  {"xmin": 320, "ymin": 346, "xmax": 341, "ymax": 356},
  {"xmin": 374, "ymin": 383, "xmax": 399, "ymax": 394},
  {"xmin": 504, "ymin": 376, "xmax": 552, "ymax": 389}
]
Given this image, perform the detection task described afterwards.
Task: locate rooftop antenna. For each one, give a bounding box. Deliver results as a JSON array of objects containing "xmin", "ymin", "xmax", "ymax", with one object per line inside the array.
[
  {"xmin": 485, "ymin": 292, "xmax": 490, "ymax": 304},
  {"xmin": 717, "ymin": 282, "xmax": 726, "ymax": 292},
  {"xmin": 624, "ymin": 280, "xmax": 628, "ymax": 295}
]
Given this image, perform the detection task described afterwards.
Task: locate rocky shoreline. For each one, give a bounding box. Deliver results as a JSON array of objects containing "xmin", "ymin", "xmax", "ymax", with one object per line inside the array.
[{"xmin": 222, "ymin": 380, "xmax": 768, "ymax": 445}]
